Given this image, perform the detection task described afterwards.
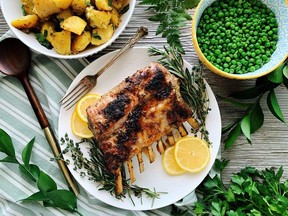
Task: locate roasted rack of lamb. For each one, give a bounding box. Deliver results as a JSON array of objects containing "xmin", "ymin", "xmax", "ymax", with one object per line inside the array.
[{"xmin": 87, "ymin": 62, "xmax": 194, "ymax": 194}]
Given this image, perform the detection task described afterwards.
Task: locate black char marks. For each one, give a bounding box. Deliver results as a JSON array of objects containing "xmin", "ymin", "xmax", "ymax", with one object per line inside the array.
[
  {"xmin": 103, "ymin": 92, "xmax": 130, "ymax": 122},
  {"xmin": 145, "ymin": 67, "xmax": 172, "ymax": 100}
]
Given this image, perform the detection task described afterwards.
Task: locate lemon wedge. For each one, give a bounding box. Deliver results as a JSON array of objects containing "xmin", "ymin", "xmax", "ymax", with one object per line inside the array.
[
  {"xmin": 76, "ymin": 93, "xmax": 101, "ymax": 122},
  {"xmin": 162, "ymin": 146, "xmax": 187, "ymax": 175},
  {"xmin": 71, "ymin": 111, "xmax": 93, "ymax": 138},
  {"xmin": 174, "ymin": 136, "xmax": 210, "ymax": 173}
]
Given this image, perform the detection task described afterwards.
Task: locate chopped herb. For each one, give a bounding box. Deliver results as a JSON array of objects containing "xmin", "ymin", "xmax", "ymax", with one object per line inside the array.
[
  {"xmin": 119, "ymin": 4, "xmax": 130, "ymax": 14},
  {"xmin": 21, "ymin": 5, "xmax": 27, "ymax": 16},
  {"xmin": 35, "ymin": 31, "xmax": 52, "ymax": 49},
  {"xmin": 85, "ymin": 0, "xmax": 91, "ymax": 6},
  {"xmin": 92, "ymin": 33, "xmax": 102, "ymax": 40},
  {"xmin": 108, "ymin": 0, "xmax": 112, "ymax": 7}
]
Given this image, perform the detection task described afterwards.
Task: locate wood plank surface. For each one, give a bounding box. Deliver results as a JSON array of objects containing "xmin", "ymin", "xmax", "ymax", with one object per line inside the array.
[{"xmin": 1, "ymin": 1, "xmax": 287, "ymax": 187}]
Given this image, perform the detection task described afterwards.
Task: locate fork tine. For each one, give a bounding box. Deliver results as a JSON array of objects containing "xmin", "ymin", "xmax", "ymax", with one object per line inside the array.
[
  {"xmin": 63, "ymin": 87, "xmax": 90, "ymax": 110},
  {"xmin": 60, "ymin": 82, "xmax": 85, "ymax": 104}
]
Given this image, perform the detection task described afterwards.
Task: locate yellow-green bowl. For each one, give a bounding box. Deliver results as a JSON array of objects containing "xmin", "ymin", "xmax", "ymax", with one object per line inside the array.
[{"xmin": 192, "ymin": 0, "xmax": 288, "ymax": 80}]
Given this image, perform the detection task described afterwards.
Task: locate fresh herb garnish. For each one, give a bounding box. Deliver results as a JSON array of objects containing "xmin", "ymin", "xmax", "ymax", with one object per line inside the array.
[
  {"xmin": 119, "ymin": 4, "xmax": 130, "ymax": 15},
  {"xmin": 0, "ymin": 129, "xmax": 82, "ymax": 215},
  {"xmin": 35, "ymin": 30, "xmax": 52, "ymax": 49},
  {"xmin": 92, "ymin": 33, "xmax": 102, "ymax": 40},
  {"xmin": 191, "ymin": 160, "xmax": 288, "ymax": 215},
  {"xmin": 148, "ymin": 46, "xmax": 210, "ymax": 144},
  {"xmin": 59, "ymin": 134, "xmax": 164, "ymax": 205},
  {"xmin": 108, "ymin": 0, "xmax": 112, "ymax": 7},
  {"xmin": 85, "ymin": 0, "xmax": 92, "ymax": 6},
  {"xmin": 221, "ymin": 59, "xmax": 288, "ymax": 149},
  {"xmin": 140, "ymin": 0, "xmax": 200, "ymax": 54}
]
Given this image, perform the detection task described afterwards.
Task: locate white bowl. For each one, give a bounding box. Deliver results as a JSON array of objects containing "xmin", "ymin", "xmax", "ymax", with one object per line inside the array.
[
  {"xmin": 192, "ymin": 0, "xmax": 288, "ymax": 79},
  {"xmin": 0, "ymin": 0, "xmax": 136, "ymax": 59}
]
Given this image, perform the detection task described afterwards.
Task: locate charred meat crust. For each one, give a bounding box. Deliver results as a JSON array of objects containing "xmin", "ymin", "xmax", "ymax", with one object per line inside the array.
[{"xmin": 87, "ymin": 62, "xmax": 193, "ymax": 174}]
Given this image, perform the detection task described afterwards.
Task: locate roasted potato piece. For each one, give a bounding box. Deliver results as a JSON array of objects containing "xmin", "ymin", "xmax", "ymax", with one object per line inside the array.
[
  {"xmin": 11, "ymin": 14, "xmax": 39, "ymax": 30},
  {"xmin": 33, "ymin": 0, "xmax": 61, "ymax": 19},
  {"xmin": 56, "ymin": 8, "xmax": 74, "ymax": 21},
  {"xmin": 91, "ymin": 24, "xmax": 114, "ymax": 46},
  {"xmin": 71, "ymin": 0, "xmax": 89, "ymax": 15},
  {"xmin": 60, "ymin": 16, "xmax": 87, "ymax": 35},
  {"xmin": 53, "ymin": 0, "xmax": 72, "ymax": 9},
  {"xmin": 112, "ymin": 0, "xmax": 123, "ymax": 10},
  {"xmin": 96, "ymin": 0, "xmax": 112, "ymax": 11},
  {"xmin": 72, "ymin": 31, "xmax": 92, "ymax": 53},
  {"xmin": 50, "ymin": 30, "xmax": 71, "ymax": 55},
  {"xmin": 21, "ymin": 0, "xmax": 34, "ymax": 15},
  {"xmin": 41, "ymin": 21, "xmax": 55, "ymax": 42},
  {"xmin": 111, "ymin": 8, "xmax": 120, "ymax": 27},
  {"xmin": 85, "ymin": 6, "xmax": 111, "ymax": 29}
]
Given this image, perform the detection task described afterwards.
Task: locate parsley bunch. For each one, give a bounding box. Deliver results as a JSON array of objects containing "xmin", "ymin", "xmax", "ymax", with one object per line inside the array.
[
  {"xmin": 140, "ymin": 0, "xmax": 200, "ymax": 54},
  {"xmin": 192, "ymin": 160, "xmax": 288, "ymax": 215}
]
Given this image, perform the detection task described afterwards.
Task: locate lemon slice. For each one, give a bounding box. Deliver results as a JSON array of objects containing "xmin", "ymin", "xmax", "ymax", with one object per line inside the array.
[
  {"xmin": 76, "ymin": 93, "xmax": 101, "ymax": 122},
  {"xmin": 162, "ymin": 146, "xmax": 187, "ymax": 175},
  {"xmin": 71, "ymin": 111, "xmax": 93, "ymax": 138},
  {"xmin": 174, "ymin": 136, "xmax": 210, "ymax": 173}
]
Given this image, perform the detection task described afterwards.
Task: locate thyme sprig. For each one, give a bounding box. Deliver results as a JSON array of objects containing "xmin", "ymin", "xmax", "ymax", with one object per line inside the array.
[
  {"xmin": 148, "ymin": 46, "xmax": 210, "ymax": 143},
  {"xmin": 59, "ymin": 134, "xmax": 164, "ymax": 206}
]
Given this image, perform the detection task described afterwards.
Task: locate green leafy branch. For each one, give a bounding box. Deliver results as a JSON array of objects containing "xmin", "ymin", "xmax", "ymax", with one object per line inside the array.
[
  {"xmin": 221, "ymin": 60, "xmax": 288, "ymax": 149},
  {"xmin": 58, "ymin": 135, "xmax": 163, "ymax": 206},
  {"xmin": 0, "ymin": 129, "xmax": 82, "ymax": 215},
  {"xmin": 192, "ymin": 160, "xmax": 288, "ymax": 216},
  {"xmin": 140, "ymin": 0, "xmax": 200, "ymax": 54}
]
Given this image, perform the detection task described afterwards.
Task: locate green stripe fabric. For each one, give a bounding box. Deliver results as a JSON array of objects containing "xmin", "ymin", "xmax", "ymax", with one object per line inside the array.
[{"xmin": 0, "ymin": 33, "xmax": 174, "ymax": 215}]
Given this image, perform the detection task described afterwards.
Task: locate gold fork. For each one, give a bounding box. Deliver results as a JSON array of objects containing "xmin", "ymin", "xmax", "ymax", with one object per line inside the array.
[{"xmin": 60, "ymin": 26, "xmax": 148, "ymax": 110}]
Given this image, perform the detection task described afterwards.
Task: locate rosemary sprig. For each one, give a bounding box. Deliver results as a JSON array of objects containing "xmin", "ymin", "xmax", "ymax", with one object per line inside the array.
[
  {"xmin": 59, "ymin": 134, "xmax": 164, "ymax": 205},
  {"xmin": 148, "ymin": 46, "xmax": 210, "ymax": 143}
]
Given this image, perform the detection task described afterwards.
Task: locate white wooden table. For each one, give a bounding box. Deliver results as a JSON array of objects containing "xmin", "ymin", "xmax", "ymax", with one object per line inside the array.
[{"xmin": 1, "ymin": 1, "xmax": 287, "ymax": 187}]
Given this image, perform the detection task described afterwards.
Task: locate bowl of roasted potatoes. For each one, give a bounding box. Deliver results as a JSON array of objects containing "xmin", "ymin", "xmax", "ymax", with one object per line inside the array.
[{"xmin": 0, "ymin": 0, "xmax": 136, "ymax": 59}]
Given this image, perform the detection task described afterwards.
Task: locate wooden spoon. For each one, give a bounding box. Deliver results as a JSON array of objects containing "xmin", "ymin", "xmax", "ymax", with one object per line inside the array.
[{"xmin": 0, "ymin": 38, "xmax": 79, "ymax": 195}]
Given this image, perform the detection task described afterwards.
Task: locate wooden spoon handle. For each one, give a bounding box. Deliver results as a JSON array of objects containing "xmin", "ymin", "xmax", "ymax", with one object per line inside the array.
[{"xmin": 21, "ymin": 74, "xmax": 49, "ymax": 129}]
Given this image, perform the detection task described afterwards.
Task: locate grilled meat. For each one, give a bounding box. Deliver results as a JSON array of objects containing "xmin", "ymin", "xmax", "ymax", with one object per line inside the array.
[{"xmin": 87, "ymin": 62, "xmax": 193, "ymax": 174}]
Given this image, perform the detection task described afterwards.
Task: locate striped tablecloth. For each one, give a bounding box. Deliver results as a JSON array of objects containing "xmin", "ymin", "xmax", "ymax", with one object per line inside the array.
[{"xmin": 0, "ymin": 30, "xmax": 212, "ymax": 215}]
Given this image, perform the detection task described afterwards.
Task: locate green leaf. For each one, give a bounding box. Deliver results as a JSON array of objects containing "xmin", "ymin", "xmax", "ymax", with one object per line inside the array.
[
  {"xmin": 0, "ymin": 156, "xmax": 18, "ymax": 163},
  {"xmin": 22, "ymin": 137, "xmax": 35, "ymax": 167},
  {"xmin": 20, "ymin": 191, "xmax": 49, "ymax": 202},
  {"xmin": 119, "ymin": 4, "xmax": 129, "ymax": 15},
  {"xmin": 0, "ymin": 129, "xmax": 16, "ymax": 158},
  {"xmin": 241, "ymin": 115, "xmax": 251, "ymax": 144},
  {"xmin": 224, "ymin": 123, "xmax": 241, "ymax": 149},
  {"xmin": 217, "ymin": 94, "xmax": 252, "ymax": 109},
  {"xmin": 37, "ymin": 171, "xmax": 57, "ymax": 192},
  {"xmin": 193, "ymin": 202, "xmax": 205, "ymax": 214},
  {"xmin": 283, "ymin": 76, "xmax": 288, "ymax": 90},
  {"xmin": 28, "ymin": 164, "xmax": 41, "ymax": 181},
  {"xmin": 230, "ymin": 84, "xmax": 266, "ymax": 99},
  {"xmin": 267, "ymin": 89, "xmax": 286, "ymax": 123},
  {"xmin": 215, "ymin": 159, "xmax": 229, "ymax": 173},
  {"xmin": 45, "ymin": 190, "xmax": 77, "ymax": 212},
  {"xmin": 267, "ymin": 63, "xmax": 285, "ymax": 84},
  {"xmin": 283, "ymin": 65, "xmax": 288, "ymax": 79},
  {"xmin": 225, "ymin": 188, "xmax": 235, "ymax": 202},
  {"xmin": 249, "ymin": 101, "xmax": 264, "ymax": 133},
  {"xmin": 182, "ymin": 0, "xmax": 201, "ymax": 9},
  {"xmin": 19, "ymin": 164, "xmax": 38, "ymax": 182}
]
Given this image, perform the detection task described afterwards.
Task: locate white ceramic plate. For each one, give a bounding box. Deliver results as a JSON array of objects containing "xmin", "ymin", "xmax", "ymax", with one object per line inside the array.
[
  {"xmin": 58, "ymin": 47, "xmax": 221, "ymax": 210},
  {"xmin": 0, "ymin": 0, "xmax": 136, "ymax": 59}
]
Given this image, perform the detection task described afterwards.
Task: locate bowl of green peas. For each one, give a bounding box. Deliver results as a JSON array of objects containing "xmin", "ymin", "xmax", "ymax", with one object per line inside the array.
[{"xmin": 192, "ymin": 0, "xmax": 288, "ymax": 79}]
